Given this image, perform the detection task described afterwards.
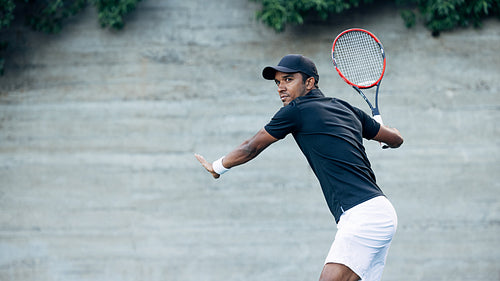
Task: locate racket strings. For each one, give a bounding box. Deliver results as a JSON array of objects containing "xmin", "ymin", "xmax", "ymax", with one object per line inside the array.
[{"xmin": 333, "ymin": 31, "xmax": 384, "ymax": 87}]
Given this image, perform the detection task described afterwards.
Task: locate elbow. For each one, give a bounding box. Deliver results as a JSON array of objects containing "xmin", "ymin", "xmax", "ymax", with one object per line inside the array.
[
  {"xmin": 394, "ymin": 137, "xmax": 403, "ymax": 148},
  {"xmin": 377, "ymin": 126, "xmax": 403, "ymax": 149},
  {"xmin": 389, "ymin": 133, "xmax": 404, "ymax": 148}
]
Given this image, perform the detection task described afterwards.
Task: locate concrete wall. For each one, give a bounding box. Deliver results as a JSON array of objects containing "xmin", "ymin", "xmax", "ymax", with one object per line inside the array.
[{"xmin": 0, "ymin": 1, "xmax": 499, "ymax": 280}]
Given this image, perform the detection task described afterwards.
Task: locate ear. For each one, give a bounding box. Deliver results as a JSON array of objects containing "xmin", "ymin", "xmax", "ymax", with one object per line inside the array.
[{"xmin": 305, "ymin": 77, "xmax": 316, "ymax": 90}]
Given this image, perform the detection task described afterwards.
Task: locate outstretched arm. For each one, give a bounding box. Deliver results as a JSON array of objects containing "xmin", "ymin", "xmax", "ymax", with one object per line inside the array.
[
  {"xmin": 373, "ymin": 125, "xmax": 403, "ymax": 149},
  {"xmin": 195, "ymin": 128, "xmax": 279, "ymax": 179}
]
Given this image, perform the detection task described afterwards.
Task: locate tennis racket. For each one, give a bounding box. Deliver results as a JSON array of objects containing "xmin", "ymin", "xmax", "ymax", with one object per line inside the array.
[{"xmin": 332, "ymin": 28, "xmax": 386, "ymax": 125}]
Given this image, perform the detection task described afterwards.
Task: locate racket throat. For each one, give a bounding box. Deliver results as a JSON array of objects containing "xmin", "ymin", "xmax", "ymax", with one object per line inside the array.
[
  {"xmin": 352, "ymin": 86, "xmax": 377, "ymax": 113},
  {"xmin": 351, "ymin": 86, "xmax": 383, "ymax": 125}
]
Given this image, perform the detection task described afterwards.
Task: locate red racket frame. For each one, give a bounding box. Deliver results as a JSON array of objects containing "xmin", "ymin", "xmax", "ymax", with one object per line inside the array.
[{"xmin": 331, "ymin": 28, "xmax": 386, "ymax": 89}]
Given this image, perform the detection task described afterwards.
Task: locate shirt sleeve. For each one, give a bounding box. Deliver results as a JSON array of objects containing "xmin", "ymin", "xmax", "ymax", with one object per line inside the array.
[
  {"xmin": 353, "ymin": 107, "xmax": 381, "ymax": 140},
  {"xmin": 264, "ymin": 105, "xmax": 300, "ymax": 140}
]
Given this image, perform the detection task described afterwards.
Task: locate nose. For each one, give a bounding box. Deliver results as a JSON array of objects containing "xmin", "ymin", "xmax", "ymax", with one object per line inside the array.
[{"xmin": 277, "ymin": 81, "xmax": 286, "ymax": 92}]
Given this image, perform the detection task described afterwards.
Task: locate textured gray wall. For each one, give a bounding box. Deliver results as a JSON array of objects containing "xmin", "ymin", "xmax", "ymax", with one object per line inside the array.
[{"xmin": 0, "ymin": 1, "xmax": 499, "ymax": 281}]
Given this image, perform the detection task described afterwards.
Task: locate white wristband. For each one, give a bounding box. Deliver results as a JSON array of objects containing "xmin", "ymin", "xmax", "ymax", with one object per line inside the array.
[
  {"xmin": 212, "ymin": 156, "xmax": 230, "ymax": 175},
  {"xmin": 373, "ymin": 114, "xmax": 384, "ymax": 125}
]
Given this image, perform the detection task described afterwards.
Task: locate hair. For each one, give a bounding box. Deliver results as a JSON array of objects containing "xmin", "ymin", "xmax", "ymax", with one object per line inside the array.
[{"xmin": 300, "ymin": 72, "xmax": 319, "ymax": 88}]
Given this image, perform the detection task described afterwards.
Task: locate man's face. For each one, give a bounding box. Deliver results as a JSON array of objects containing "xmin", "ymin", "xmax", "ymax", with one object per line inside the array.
[{"xmin": 274, "ymin": 72, "xmax": 310, "ymax": 106}]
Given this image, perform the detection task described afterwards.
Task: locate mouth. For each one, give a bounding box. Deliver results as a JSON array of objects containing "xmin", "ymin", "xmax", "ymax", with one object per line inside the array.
[{"xmin": 280, "ymin": 95, "xmax": 289, "ymax": 102}]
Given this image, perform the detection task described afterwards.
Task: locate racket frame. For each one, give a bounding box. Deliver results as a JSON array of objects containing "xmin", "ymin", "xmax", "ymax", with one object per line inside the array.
[{"xmin": 331, "ymin": 28, "xmax": 386, "ymax": 124}]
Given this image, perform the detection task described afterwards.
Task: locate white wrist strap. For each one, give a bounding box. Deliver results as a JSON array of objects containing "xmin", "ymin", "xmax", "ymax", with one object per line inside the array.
[
  {"xmin": 212, "ymin": 156, "xmax": 230, "ymax": 175},
  {"xmin": 373, "ymin": 114, "xmax": 384, "ymax": 125}
]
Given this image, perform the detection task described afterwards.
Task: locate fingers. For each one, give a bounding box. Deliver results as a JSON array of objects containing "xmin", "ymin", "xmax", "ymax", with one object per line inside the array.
[
  {"xmin": 194, "ymin": 153, "xmax": 207, "ymax": 166},
  {"xmin": 194, "ymin": 153, "xmax": 220, "ymax": 179},
  {"xmin": 194, "ymin": 153, "xmax": 211, "ymax": 171}
]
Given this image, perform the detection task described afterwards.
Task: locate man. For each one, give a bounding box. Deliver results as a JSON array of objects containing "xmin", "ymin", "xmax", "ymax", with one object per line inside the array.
[{"xmin": 195, "ymin": 54, "xmax": 403, "ymax": 281}]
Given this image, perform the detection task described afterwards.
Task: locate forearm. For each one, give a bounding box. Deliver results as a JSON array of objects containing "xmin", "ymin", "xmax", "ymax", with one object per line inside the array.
[
  {"xmin": 374, "ymin": 125, "xmax": 403, "ymax": 148},
  {"xmin": 221, "ymin": 128, "xmax": 278, "ymax": 169},
  {"xmin": 195, "ymin": 128, "xmax": 278, "ymax": 178},
  {"xmin": 223, "ymin": 140, "xmax": 263, "ymax": 168}
]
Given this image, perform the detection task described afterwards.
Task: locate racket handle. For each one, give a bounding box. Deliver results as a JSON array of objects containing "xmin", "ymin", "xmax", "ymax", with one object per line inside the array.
[
  {"xmin": 373, "ymin": 114, "xmax": 384, "ymax": 125},
  {"xmin": 373, "ymin": 115, "xmax": 388, "ymax": 149}
]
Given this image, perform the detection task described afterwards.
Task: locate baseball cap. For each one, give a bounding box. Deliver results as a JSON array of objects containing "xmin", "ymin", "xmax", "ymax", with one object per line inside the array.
[{"xmin": 262, "ymin": 54, "xmax": 319, "ymax": 82}]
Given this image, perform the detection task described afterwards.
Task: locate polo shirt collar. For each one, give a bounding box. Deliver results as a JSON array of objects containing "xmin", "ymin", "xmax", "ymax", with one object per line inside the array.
[{"xmin": 305, "ymin": 89, "xmax": 324, "ymax": 98}]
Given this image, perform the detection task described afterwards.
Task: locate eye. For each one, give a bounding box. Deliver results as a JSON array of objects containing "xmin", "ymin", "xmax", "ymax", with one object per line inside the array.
[{"xmin": 275, "ymin": 80, "xmax": 280, "ymax": 86}]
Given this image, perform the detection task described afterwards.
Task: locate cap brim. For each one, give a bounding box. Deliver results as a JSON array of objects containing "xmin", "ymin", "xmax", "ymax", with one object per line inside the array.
[{"xmin": 262, "ymin": 66, "xmax": 298, "ymax": 80}]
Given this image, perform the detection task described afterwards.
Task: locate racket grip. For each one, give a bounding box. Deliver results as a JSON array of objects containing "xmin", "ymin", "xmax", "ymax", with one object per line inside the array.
[{"xmin": 373, "ymin": 114, "xmax": 384, "ymax": 125}]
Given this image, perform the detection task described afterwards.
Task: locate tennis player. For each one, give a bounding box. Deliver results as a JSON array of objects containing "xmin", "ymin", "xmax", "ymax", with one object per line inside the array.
[{"xmin": 195, "ymin": 54, "xmax": 403, "ymax": 281}]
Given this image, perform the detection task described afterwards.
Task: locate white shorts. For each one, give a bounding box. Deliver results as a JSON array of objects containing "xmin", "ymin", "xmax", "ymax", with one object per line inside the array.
[{"xmin": 324, "ymin": 196, "xmax": 397, "ymax": 281}]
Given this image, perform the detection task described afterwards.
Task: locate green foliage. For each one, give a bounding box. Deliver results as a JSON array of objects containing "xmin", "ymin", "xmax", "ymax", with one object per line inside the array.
[
  {"xmin": 92, "ymin": 0, "xmax": 142, "ymax": 29},
  {"xmin": 254, "ymin": 0, "xmax": 500, "ymax": 35},
  {"xmin": 0, "ymin": 0, "xmax": 16, "ymax": 75},
  {"xmin": 24, "ymin": 0, "xmax": 88, "ymax": 33},
  {"xmin": 0, "ymin": 0, "xmax": 16, "ymax": 29},
  {"xmin": 400, "ymin": 9, "xmax": 416, "ymax": 28},
  {"xmin": 253, "ymin": 0, "xmax": 374, "ymax": 32},
  {"xmin": 399, "ymin": 0, "xmax": 500, "ymax": 35},
  {"xmin": 0, "ymin": 0, "xmax": 142, "ymax": 74},
  {"xmin": 21, "ymin": 0, "xmax": 141, "ymax": 33}
]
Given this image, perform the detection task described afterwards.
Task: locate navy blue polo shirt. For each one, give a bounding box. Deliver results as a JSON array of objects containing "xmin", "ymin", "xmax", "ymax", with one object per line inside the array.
[{"xmin": 264, "ymin": 89, "xmax": 383, "ymax": 223}]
